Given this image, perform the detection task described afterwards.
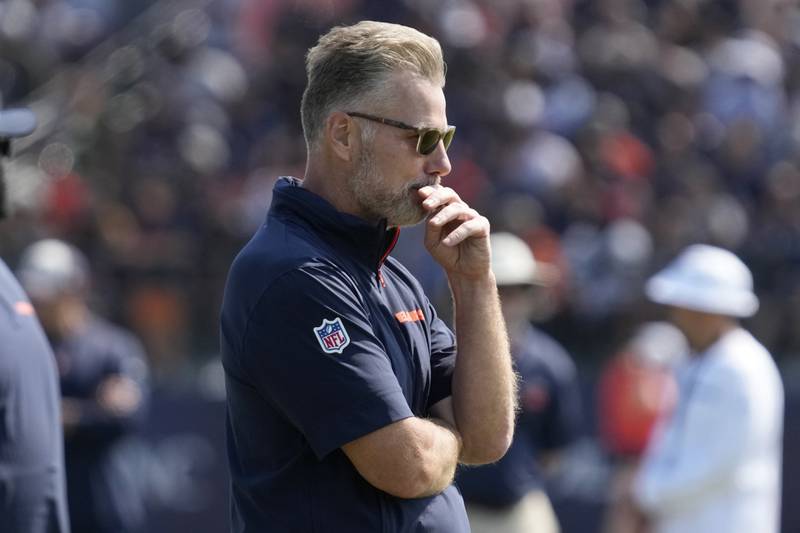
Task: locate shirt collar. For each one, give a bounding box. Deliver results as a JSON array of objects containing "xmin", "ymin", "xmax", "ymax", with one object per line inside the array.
[{"xmin": 269, "ymin": 176, "xmax": 400, "ymax": 271}]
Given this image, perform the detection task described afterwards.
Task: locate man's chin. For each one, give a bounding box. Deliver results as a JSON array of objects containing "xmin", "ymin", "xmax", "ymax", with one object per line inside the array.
[
  {"xmin": 387, "ymin": 205, "xmax": 427, "ymax": 228},
  {"xmin": 394, "ymin": 216, "xmax": 425, "ymax": 228}
]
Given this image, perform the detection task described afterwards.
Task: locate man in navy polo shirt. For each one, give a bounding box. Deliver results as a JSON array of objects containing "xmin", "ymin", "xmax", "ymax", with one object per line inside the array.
[
  {"xmin": 220, "ymin": 21, "xmax": 517, "ymax": 533},
  {"xmin": 0, "ymin": 106, "xmax": 70, "ymax": 532}
]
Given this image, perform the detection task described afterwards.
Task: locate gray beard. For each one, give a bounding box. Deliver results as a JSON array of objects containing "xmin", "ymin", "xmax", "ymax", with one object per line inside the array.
[{"xmin": 348, "ymin": 147, "xmax": 428, "ymax": 228}]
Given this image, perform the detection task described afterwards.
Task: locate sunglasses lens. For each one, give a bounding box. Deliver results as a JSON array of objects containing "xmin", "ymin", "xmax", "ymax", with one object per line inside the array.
[
  {"xmin": 417, "ymin": 127, "xmax": 456, "ymax": 155},
  {"xmin": 442, "ymin": 128, "xmax": 455, "ymax": 150},
  {"xmin": 418, "ymin": 130, "xmax": 441, "ymax": 155}
]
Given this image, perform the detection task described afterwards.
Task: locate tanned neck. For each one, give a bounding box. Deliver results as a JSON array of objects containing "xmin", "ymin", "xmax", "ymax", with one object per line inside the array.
[{"xmin": 303, "ymin": 154, "xmax": 359, "ymax": 218}]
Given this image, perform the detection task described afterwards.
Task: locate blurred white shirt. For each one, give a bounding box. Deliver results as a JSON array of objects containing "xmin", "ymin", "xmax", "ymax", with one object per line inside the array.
[{"xmin": 633, "ymin": 327, "xmax": 784, "ymax": 533}]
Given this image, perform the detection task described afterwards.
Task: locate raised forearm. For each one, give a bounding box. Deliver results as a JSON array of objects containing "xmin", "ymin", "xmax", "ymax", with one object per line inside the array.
[
  {"xmin": 450, "ymin": 273, "xmax": 516, "ymax": 465},
  {"xmin": 416, "ymin": 185, "xmax": 516, "ymax": 465}
]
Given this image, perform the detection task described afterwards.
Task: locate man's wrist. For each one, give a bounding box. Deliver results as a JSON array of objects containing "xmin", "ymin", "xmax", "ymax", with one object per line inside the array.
[
  {"xmin": 448, "ymin": 270, "xmax": 497, "ymax": 305},
  {"xmin": 447, "ymin": 270, "xmax": 497, "ymax": 297}
]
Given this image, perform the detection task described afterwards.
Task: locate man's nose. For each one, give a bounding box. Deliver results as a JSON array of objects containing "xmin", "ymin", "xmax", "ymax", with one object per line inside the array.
[{"xmin": 424, "ymin": 141, "xmax": 452, "ymax": 178}]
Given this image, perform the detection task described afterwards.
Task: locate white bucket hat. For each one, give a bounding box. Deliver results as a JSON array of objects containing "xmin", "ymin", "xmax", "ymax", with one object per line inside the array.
[{"xmin": 645, "ymin": 244, "xmax": 759, "ymax": 317}]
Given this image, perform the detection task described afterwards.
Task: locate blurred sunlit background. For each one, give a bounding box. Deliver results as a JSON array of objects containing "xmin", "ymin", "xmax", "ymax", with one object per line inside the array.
[{"xmin": 1, "ymin": 0, "xmax": 799, "ymax": 531}]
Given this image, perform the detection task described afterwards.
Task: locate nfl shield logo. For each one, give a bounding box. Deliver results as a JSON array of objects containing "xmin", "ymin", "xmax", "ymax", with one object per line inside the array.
[{"xmin": 313, "ymin": 317, "xmax": 351, "ymax": 354}]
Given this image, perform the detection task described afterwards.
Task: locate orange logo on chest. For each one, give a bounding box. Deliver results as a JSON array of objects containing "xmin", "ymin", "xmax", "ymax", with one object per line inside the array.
[{"xmin": 395, "ymin": 309, "xmax": 425, "ymax": 323}]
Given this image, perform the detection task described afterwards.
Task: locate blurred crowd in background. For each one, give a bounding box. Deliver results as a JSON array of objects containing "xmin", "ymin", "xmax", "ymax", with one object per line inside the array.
[
  {"xmin": 3, "ymin": 0, "xmax": 800, "ymax": 375},
  {"xmin": 1, "ymin": 0, "xmax": 799, "ymax": 531}
]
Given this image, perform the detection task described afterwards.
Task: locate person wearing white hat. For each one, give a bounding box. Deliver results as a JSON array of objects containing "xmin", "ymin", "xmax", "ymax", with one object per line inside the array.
[
  {"xmin": 16, "ymin": 239, "xmax": 150, "ymax": 533},
  {"xmin": 630, "ymin": 244, "xmax": 784, "ymax": 533},
  {"xmin": 0, "ymin": 106, "xmax": 71, "ymax": 532},
  {"xmin": 456, "ymin": 232, "xmax": 583, "ymax": 533}
]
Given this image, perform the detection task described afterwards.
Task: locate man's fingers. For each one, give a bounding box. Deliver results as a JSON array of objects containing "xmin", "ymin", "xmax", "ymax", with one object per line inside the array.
[
  {"xmin": 440, "ymin": 216, "xmax": 490, "ymax": 246},
  {"xmin": 418, "ymin": 186, "xmax": 462, "ymax": 212},
  {"xmin": 428, "ymin": 203, "xmax": 477, "ymax": 227},
  {"xmin": 425, "ymin": 203, "xmax": 475, "ymax": 248},
  {"xmin": 419, "ymin": 185, "xmax": 489, "ymax": 249}
]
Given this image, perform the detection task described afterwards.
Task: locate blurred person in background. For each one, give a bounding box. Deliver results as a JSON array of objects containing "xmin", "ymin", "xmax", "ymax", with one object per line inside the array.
[
  {"xmin": 598, "ymin": 321, "xmax": 686, "ymax": 533},
  {"xmin": 220, "ymin": 20, "xmax": 515, "ymax": 533},
  {"xmin": 457, "ymin": 232, "xmax": 583, "ymax": 533},
  {"xmin": 16, "ymin": 239, "xmax": 149, "ymax": 533},
  {"xmin": 0, "ymin": 105, "xmax": 70, "ymax": 533},
  {"xmin": 628, "ymin": 244, "xmax": 783, "ymax": 533}
]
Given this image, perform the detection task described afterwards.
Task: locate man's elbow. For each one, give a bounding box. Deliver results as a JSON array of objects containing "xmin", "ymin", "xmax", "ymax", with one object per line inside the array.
[
  {"xmin": 491, "ymin": 429, "xmax": 515, "ymax": 461},
  {"xmin": 370, "ymin": 455, "xmax": 448, "ymax": 499},
  {"xmin": 344, "ymin": 417, "xmax": 459, "ymax": 499},
  {"xmin": 383, "ymin": 465, "xmax": 441, "ymax": 499},
  {"xmin": 461, "ymin": 427, "xmax": 514, "ymax": 465}
]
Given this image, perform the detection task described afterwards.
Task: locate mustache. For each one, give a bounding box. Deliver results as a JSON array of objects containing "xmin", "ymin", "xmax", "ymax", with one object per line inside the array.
[{"xmin": 410, "ymin": 176, "xmax": 441, "ymax": 190}]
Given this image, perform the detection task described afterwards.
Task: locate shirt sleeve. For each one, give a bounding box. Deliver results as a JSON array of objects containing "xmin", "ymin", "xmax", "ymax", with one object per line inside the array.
[
  {"xmin": 242, "ymin": 263, "xmax": 414, "ymax": 459},
  {"xmin": 426, "ymin": 299, "xmax": 457, "ymax": 410},
  {"xmin": 632, "ymin": 362, "xmax": 750, "ymax": 514}
]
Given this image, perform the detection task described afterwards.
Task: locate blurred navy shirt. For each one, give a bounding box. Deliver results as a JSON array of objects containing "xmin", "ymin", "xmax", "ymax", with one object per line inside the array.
[
  {"xmin": 457, "ymin": 325, "xmax": 582, "ymax": 508},
  {"xmin": 0, "ymin": 260, "xmax": 69, "ymax": 533},
  {"xmin": 220, "ymin": 177, "xmax": 469, "ymax": 533},
  {"xmin": 55, "ymin": 315, "xmax": 149, "ymax": 533}
]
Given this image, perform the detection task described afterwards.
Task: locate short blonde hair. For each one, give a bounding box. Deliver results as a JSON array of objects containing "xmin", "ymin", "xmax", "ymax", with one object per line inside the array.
[{"xmin": 300, "ymin": 21, "xmax": 446, "ymax": 148}]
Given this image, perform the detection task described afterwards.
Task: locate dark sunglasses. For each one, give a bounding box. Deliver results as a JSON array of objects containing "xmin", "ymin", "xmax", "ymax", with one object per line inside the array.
[{"xmin": 346, "ymin": 111, "xmax": 456, "ymax": 156}]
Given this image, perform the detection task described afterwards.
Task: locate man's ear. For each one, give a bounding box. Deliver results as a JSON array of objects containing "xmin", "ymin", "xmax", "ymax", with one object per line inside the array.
[{"xmin": 325, "ymin": 112, "xmax": 356, "ymax": 162}]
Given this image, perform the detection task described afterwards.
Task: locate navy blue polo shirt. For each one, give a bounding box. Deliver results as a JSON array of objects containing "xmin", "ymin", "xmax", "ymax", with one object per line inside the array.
[
  {"xmin": 220, "ymin": 177, "xmax": 470, "ymax": 533},
  {"xmin": 456, "ymin": 325, "xmax": 582, "ymax": 508},
  {"xmin": 0, "ymin": 259, "xmax": 70, "ymax": 533}
]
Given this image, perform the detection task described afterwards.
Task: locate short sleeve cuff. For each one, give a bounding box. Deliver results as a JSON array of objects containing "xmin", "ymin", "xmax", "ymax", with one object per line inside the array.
[{"xmin": 306, "ymin": 387, "xmax": 414, "ymax": 459}]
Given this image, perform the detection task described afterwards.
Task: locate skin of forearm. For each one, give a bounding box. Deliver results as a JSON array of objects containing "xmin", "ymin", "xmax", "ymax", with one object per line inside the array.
[
  {"xmin": 412, "ymin": 416, "xmax": 463, "ymax": 498},
  {"xmin": 449, "ymin": 273, "xmax": 517, "ymax": 465}
]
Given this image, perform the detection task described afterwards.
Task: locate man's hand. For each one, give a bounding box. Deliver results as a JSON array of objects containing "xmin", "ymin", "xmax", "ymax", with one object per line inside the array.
[
  {"xmin": 418, "ymin": 186, "xmax": 515, "ymax": 465},
  {"xmin": 97, "ymin": 376, "xmax": 142, "ymax": 416},
  {"xmin": 418, "ymin": 186, "xmax": 491, "ymax": 280}
]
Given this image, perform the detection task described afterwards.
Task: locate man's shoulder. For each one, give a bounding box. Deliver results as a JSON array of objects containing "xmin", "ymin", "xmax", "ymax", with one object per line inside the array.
[
  {"xmin": 0, "ymin": 260, "xmax": 58, "ymax": 382},
  {"xmin": 223, "ymin": 223, "xmax": 365, "ymax": 326},
  {"xmin": 230, "ymin": 220, "xmax": 341, "ymax": 287},
  {"xmin": 0, "ymin": 258, "xmax": 47, "ymax": 338},
  {"xmin": 0, "ymin": 257, "xmax": 26, "ymax": 300},
  {"xmin": 708, "ymin": 328, "xmax": 781, "ymax": 390}
]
